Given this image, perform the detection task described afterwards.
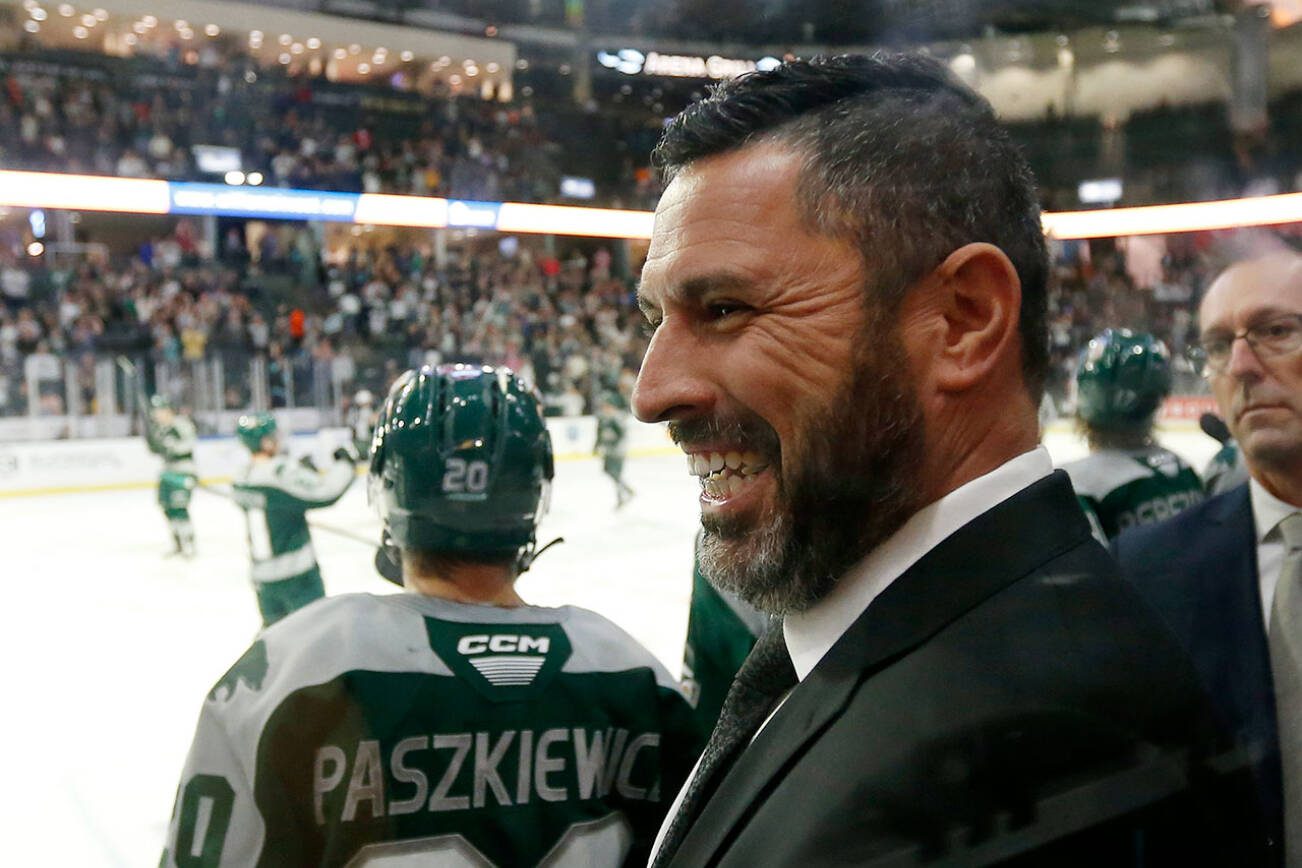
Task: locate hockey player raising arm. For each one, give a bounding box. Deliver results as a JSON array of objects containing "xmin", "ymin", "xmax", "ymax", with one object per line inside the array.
[
  {"xmin": 163, "ymin": 365, "xmax": 700, "ymax": 868},
  {"xmin": 232, "ymin": 412, "xmax": 355, "ymax": 626}
]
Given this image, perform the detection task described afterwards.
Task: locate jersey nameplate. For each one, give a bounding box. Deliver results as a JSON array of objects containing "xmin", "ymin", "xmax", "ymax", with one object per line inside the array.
[{"xmin": 425, "ymin": 621, "xmax": 572, "ymax": 702}]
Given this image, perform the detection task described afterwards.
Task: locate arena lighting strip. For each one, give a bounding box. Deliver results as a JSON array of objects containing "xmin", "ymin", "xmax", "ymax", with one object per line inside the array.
[
  {"xmin": 1042, "ymin": 192, "xmax": 1302, "ymax": 239},
  {"xmin": 1, "ymin": 169, "xmax": 1300, "ymax": 240}
]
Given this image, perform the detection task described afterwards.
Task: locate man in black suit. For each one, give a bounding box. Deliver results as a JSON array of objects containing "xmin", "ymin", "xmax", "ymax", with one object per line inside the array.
[
  {"xmin": 1114, "ymin": 251, "xmax": 1302, "ymax": 865},
  {"xmin": 633, "ymin": 54, "xmax": 1266, "ymax": 866}
]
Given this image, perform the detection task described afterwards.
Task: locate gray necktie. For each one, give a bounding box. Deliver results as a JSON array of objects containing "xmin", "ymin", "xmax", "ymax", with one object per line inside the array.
[
  {"xmin": 1270, "ymin": 511, "xmax": 1302, "ymax": 865},
  {"xmin": 652, "ymin": 622, "xmax": 796, "ymax": 867}
]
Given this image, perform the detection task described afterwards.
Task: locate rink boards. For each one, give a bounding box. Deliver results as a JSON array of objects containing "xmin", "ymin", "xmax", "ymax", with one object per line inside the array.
[{"xmin": 0, "ymin": 415, "xmax": 679, "ymax": 498}]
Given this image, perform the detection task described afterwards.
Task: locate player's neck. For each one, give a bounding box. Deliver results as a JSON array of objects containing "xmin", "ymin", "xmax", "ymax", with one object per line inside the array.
[{"xmin": 404, "ymin": 565, "xmax": 525, "ymax": 607}]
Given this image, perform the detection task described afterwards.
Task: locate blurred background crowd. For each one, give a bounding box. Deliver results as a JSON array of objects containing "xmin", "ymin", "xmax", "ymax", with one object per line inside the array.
[{"xmin": 0, "ymin": 0, "xmax": 1300, "ymax": 434}]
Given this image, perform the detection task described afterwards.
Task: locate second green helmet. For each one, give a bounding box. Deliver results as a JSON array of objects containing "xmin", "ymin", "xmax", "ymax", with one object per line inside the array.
[
  {"xmin": 236, "ymin": 412, "xmax": 278, "ymax": 452},
  {"xmin": 368, "ymin": 364, "xmax": 554, "ymax": 559},
  {"xmin": 1076, "ymin": 329, "xmax": 1172, "ymax": 430}
]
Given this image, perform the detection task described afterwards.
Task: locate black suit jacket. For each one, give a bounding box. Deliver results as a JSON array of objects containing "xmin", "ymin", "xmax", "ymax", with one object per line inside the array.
[
  {"xmin": 666, "ymin": 471, "xmax": 1266, "ymax": 867},
  {"xmin": 1113, "ymin": 483, "xmax": 1283, "ymax": 863}
]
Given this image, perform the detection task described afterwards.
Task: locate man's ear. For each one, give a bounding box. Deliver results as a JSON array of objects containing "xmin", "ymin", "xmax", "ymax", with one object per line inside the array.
[{"xmin": 928, "ymin": 242, "xmax": 1022, "ymax": 393}]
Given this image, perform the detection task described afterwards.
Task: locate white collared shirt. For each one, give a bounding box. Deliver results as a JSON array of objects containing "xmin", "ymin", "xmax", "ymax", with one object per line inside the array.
[
  {"xmin": 785, "ymin": 445, "xmax": 1055, "ymax": 680},
  {"xmin": 1250, "ymin": 477, "xmax": 1302, "ymax": 631}
]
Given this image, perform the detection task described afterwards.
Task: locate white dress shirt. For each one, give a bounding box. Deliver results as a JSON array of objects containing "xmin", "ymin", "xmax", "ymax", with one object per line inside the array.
[
  {"xmin": 785, "ymin": 445, "xmax": 1054, "ymax": 679},
  {"xmin": 649, "ymin": 446, "xmax": 1056, "ymax": 864},
  {"xmin": 1250, "ymin": 477, "xmax": 1302, "ymax": 632}
]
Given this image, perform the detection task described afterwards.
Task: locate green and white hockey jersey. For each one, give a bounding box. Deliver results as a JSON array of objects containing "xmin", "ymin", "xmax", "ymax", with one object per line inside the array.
[
  {"xmin": 1204, "ymin": 439, "xmax": 1250, "ymax": 496},
  {"xmin": 681, "ymin": 534, "xmax": 769, "ymax": 738},
  {"xmin": 1061, "ymin": 446, "xmax": 1205, "ymax": 541},
  {"xmin": 347, "ymin": 404, "xmax": 376, "ymax": 457},
  {"xmin": 595, "ymin": 415, "xmax": 628, "ymax": 460},
  {"xmin": 231, "ymin": 455, "xmax": 354, "ymax": 585},
  {"xmin": 148, "ymin": 416, "xmax": 198, "ymax": 476},
  {"xmin": 162, "ymin": 593, "xmax": 700, "ymax": 867}
]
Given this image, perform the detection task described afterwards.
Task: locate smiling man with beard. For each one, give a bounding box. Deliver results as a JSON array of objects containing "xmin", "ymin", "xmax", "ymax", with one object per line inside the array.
[{"xmin": 634, "ymin": 54, "xmax": 1268, "ymax": 867}]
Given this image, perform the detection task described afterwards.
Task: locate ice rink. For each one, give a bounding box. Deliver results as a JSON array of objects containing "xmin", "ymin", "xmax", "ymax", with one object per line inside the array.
[{"xmin": 1, "ymin": 424, "xmax": 1220, "ymax": 866}]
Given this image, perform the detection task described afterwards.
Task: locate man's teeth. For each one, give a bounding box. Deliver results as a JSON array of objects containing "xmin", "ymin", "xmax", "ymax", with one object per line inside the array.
[
  {"xmin": 686, "ymin": 451, "xmax": 769, "ymax": 497},
  {"xmin": 702, "ymin": 473, "xmax": 754, "ymax": 499}
]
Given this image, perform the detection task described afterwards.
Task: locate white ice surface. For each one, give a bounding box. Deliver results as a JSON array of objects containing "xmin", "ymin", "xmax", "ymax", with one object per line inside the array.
[{"xmin": 0, "ymin": 425, "xmax": 1219, "ymax": 866}]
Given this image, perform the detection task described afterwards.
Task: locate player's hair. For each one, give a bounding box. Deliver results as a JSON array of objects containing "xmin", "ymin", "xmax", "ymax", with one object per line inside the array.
[
  {"xmin": 1081, "ymin": 421, "xmax": 1156, "ymax": 452},
  {"xmin": 653, "ymin": 52, "xmax": 1050, "ymax": 399}
]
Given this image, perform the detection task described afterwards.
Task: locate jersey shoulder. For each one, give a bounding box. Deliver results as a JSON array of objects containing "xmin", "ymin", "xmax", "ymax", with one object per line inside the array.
[
  {"xmin": 233, "ymin": 458, "xmax": 277, "ymax": 489},
  {"xmin": 555, "ymin": 605, "xmax": 680, "ymax": 691},
  {"xmin": 1061, "ymin": 448, "xmax": 1180, "ymax": 499},
  {"xmin": 206, "ymin": 594, "xmax": 448, "ymax": 729}
]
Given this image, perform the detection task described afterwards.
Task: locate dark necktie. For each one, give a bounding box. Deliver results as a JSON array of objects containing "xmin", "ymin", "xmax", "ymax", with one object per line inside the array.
[{"xmin": 653, "ymin": 622, "xmax": 797, "ymax": 867}]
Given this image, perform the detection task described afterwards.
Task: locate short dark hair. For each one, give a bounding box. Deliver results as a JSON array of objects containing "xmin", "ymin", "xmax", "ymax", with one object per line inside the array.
[{"xmin": 653, "ymin": 53, "xmax": 1050, "ymax": 398}]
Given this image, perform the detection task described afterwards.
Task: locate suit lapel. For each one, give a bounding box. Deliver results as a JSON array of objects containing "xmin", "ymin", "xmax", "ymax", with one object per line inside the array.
[
  {"xmin": 671, "ymin": 471, "xmax": 1093, "ymax": 866},
  {"xmin": 1193, "ymin": 485, "xmax": 1261, "ymax": 642}
]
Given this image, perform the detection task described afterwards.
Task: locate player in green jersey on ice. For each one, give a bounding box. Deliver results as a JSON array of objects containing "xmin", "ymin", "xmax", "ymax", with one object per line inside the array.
[
  {"xmin": 1062, "ymin": 329, "xmax": 1204, "ymax": 540},
  {"xmin": 145, "ymin": 395, "xmax": 199, "ymax": 558},
  {"xmin": 232, "ymin": 412, "xmax": 356, "ymax": 626},
  {"xmin": 595, "ymin": 391, "xmax": 636, "ymax": 509},
  {"xmin": 347, "ymin": 388, "xmax": 377, "ymax": 458},
  {"xmin": 164, "ymin": 364, "xmax": 699, "ymax": 867}
]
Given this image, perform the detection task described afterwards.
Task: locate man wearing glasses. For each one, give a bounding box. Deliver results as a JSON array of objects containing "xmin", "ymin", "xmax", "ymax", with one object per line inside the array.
[{"xmin": 1115, "ymin": 250, "xmax": 1302, "ymax": 867}]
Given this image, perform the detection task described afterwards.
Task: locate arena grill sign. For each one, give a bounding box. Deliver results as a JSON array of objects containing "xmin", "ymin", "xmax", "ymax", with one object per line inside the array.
[{"xmin": 595, "ymin": 49, "xmax": 781, "ymax": 80}]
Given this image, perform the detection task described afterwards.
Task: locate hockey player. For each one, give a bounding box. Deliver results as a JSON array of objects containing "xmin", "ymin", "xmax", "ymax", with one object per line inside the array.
[
  {"xmin": 232, "ymin": 412, "xmax": 355, "ymax": 626},
  {"xmin": 164, "ymin": 364, "xmax": 699, "ymax": 867},
  {"xmin": 681, "ymin": 530, "xmax": 767, "ymax": 736},
  {"xmin": 145, "ymin": 395, "xmax": 198, "ymax": 557},
  {"xmin": 1204, "ymin": 439, "xmax": 1250, "ymax": 496},
  {"xmin": 1062, "ymin": 329, "xmax": 1204, "ymax": 540},
  {"xmin": 595, "ymin": 391, "xmax": 635, "ymax": 508},
  {"xmin": 1198, "ymin": 411, "xmax": 1251, "ymax": 496},
  {"xmin": 347, "ymin": 388, "xmax": 376, "ymax": 458}
]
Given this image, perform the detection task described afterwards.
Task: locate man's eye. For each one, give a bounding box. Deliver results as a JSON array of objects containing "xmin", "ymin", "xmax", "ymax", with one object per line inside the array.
[
  {"xmin": 1260, "ymin": 321, "xmax": 1300, "ymax": 341},
  {"xmin": 708, "ymin": 303, "xmax": 746, "ymax": 319}
]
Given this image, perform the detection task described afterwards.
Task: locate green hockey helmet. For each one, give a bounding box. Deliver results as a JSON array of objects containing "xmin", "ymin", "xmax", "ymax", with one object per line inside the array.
[
  {"xmin": 368, "ymin": 364, "xmax": 554, "ymax": 566},
  {"xmin": 236, "ymin": 412, "xmax": 278, "ymax": 452},
  {"xmin": 1075, "ymin": 329, "xmax": 1172, "ymax": 430},
  {"xmin": 149, "ymin": 394, "xmax": 172, "ymax": 411}
]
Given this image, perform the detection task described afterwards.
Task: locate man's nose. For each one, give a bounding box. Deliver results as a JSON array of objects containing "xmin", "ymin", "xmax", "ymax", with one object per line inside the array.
[
  {"xmin": 1225, "ymin": 335, "xmax": 1267, "ymax": 381},
  {"xmin": 633, "ymin": 319, "xmax": 714, "ymax": 424}
]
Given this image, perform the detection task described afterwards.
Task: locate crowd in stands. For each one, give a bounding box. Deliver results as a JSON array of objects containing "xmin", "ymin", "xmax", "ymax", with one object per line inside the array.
[
  {"xmin": 0, "ymin": 223, "xmax": 645, "ymax": 422},
  {"xmin": 2, "ymin": 209, "xmax": 1264, "ymax": 427},
  {"xmin": 3, "ymin": 29, "xmax": 1300, "ymax": 427},
  {"xmin": 3, "ymin": 34, "xmax": 1301, "ymax": 214},
  {"xmin": 0, "ymin": 52, "xmax": 578, "ymax": 204}
]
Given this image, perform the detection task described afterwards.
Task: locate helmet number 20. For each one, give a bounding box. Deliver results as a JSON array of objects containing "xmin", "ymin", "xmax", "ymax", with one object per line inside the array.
[{"xmin": 442, "ymin": 458, "xmax": 489, "ymax": 493}]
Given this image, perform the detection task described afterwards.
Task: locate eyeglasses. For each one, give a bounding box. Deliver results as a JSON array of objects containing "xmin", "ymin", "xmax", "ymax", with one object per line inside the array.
[{"xmin": 1188, "ymin": 314, "xmax": 1302, "ymax": 376}]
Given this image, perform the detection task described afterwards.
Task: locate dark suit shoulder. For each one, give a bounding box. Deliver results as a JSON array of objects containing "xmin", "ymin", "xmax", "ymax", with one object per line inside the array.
[
  {"xmin": 936, "ymin": 533, "xmax": 1209, "ymax": 727},
  {"xmin": 1112, "ymin": 483, "xmax": 1250, "ymax": 574}
]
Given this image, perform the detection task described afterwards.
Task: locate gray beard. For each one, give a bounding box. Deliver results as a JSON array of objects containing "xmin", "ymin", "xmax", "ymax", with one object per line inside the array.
[
  {"xmin": 695, "ymin": 330, "xmax": 926, "ymax": 615},
  {"xmin": 699, "ymin": 508, "xmax": 802, "ymax": 613}
]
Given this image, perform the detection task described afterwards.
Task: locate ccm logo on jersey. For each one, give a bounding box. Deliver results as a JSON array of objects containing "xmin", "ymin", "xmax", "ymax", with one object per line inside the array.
[{"xmin": 457, "ymin": 634, "xmax": 551, "ymax": 655}]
